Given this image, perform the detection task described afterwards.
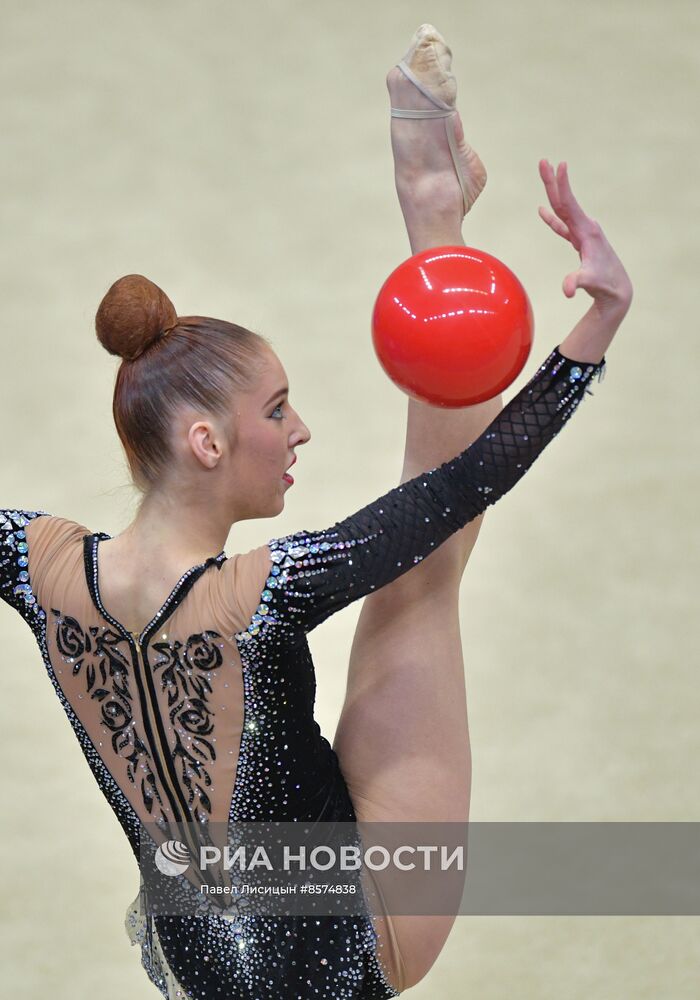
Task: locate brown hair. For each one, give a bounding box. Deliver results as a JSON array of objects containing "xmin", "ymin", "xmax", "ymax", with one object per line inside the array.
[{"xmin": 95, "ymin": 274, "xmax": 270, "ymax": 492}]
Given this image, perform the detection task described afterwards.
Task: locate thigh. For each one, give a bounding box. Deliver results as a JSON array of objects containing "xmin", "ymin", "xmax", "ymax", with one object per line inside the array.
[
  {"xmin": 333, "ymin": 539, "xmax": 477, "ymax": 990},
  {"xmin": 334, "ymin": 526, "xmax": 479, "ymax": 822},
  {"xmin": 335, "ymin": 585, "xmax": 471, "ymax": 822}
]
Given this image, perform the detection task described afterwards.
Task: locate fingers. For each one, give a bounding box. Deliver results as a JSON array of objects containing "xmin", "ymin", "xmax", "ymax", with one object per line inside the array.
[
  {"xmin": 538, "ymin": 158, "xmax": 561, "ymax": 213},
  {"xmin": 538, "ymin": 204, "xmax": 572, "ymax": 241},
  {"xmin": 538, "ymin": 159, "xmax": 572, "ymax": 239},
  {"xmin": 554, "ymin": 162, "xmax": 589, "ymax": 227},
  {"xmin": 537, "ymin": 158, "xmax": 632, "ymax": 308},
  {"xmin": 539, "ymin": 159, "xmax": 588, "ymax": 227},
  {"xmin": 539, "ymin": 159, "xmax": 582, "ymax": 299},
  {"xmin": 539, "ymin": 158, "xmax": 589, "ymax": 252}
]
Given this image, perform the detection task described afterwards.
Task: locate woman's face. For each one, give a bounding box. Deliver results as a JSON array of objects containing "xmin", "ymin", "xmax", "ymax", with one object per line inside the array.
[{"xmin": 224, "ymin": 347, "xmax": 311, "ymax": 519}]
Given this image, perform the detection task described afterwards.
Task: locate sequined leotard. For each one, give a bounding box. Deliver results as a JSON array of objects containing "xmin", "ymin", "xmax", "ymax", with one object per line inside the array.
[{"xmin": 0, "ymin": 347, "xmax": 605, "ymax": 999}]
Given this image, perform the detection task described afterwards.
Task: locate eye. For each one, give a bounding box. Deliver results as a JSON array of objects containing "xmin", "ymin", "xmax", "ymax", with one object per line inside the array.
[{"xmin": 270, "ymin": 402, "xmax": 284, "ymax": 419}]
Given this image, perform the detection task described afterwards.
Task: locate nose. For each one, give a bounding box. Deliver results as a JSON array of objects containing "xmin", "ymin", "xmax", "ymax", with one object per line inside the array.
[{"xmin": 290, "ymin": 409, "xmax": 311, "ymax": 447}]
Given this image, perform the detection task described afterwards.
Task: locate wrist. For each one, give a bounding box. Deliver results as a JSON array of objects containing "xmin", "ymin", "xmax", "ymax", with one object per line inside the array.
[
  {"xmin": 559, "ymin": 295, "xmax": 630, "ymax": 364},
  {"xmin": 591, "ymin": 268, "xmax": 633, "ymax": 322},
  {"xmin": 591, "ymin": 292, "xmax": 632, "ymax": 325}
]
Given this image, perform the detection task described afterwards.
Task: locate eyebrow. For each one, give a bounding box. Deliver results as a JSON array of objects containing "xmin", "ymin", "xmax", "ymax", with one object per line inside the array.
[{"xmin": 264, "ymin": 386, "xmax": 289, "ymax": 407}]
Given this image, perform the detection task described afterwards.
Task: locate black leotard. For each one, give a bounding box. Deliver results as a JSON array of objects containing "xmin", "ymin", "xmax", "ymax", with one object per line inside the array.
[{"xmin": 0, "ymin": 346, "xmax": 605, "ymax": 999}]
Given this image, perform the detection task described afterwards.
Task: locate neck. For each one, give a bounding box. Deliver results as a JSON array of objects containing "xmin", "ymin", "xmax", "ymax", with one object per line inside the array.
[{"xmin": 119, "ymin": 489, "xmax": 232, "ymax": 566}]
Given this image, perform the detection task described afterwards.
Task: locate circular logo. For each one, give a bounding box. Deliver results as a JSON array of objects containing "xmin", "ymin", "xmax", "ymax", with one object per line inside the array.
[{"xmin": 155, "ymin": 840, "xmax": 191, "ymax": 876}]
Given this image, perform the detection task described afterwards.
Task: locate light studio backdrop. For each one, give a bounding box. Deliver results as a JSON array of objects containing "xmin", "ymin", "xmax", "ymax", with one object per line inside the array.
[{"xmin": 1, "ymin": 1, "xmax": 697, "ymax": 998}]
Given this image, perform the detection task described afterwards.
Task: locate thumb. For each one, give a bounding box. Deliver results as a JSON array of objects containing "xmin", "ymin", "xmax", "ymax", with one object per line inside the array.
[{"xmin": 562, "ymin": 270, "xmax": 581, "ymax": 298}]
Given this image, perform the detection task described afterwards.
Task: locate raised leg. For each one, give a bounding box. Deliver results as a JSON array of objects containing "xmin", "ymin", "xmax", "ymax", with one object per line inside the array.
[{"xmin": 332, "ymin": 28, "xmax": 503, "ymax": 993}]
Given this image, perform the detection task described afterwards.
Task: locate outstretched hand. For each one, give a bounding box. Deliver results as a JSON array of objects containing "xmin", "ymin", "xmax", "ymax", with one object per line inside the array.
[{"xmin": 538, "ymin": 160, "xmax": 633, "ymax": 315}]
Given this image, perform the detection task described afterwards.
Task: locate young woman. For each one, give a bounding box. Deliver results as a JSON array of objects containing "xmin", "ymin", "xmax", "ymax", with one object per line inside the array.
[{"xmin": 0, "ymin": 23, "xmax": 631, "ymax": 1000}]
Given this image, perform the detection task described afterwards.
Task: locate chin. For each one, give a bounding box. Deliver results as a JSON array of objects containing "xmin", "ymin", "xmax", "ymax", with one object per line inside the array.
[
  {"xmin": 265, "ymin": 493, "xmax": 286, "ymax": 518},
  {"xmin": 238, "ymin": 494, "xmax": 285, "ymax": 521}
]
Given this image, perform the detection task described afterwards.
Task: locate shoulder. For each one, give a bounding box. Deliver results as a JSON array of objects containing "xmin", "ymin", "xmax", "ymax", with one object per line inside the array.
[
  {"xmin": 215, "ymin": 531, "xmax": 317, "ymax": 637},
  {"xmin": 24, "ymin": 512, "xmax": 92, "ymax": 567},
  {"xmin": 1, "ymin": 509, "xmax": 53, "ymax": 580},
  {"xmin": 1, "ymin": 509, "xmax": 91, "ymax": 608},
  {"xmin": 205, "ymin": 527, "xmax": 342, "ymax": 638},
  {"xmin": 216, "ymin": 542, "xmax": 273, "ymax": 635}
]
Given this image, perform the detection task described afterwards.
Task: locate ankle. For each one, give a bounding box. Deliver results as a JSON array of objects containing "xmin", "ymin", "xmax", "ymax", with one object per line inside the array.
[
  {"xmin": 396, "ymin": 176, "xmax": 464, "ymax": 247},
  {"xmin": 403, "ymin": 214, "xmax": 465, "ymax": 254},
  {"xmin": 396, "ymin": 170, "xmax": 463, "ymax": 213}
]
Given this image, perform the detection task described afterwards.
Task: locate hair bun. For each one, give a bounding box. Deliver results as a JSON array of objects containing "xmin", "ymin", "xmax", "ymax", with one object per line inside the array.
[{"xmin": 96, "ymin": 274, "xmax": 177, "ymax": 361}]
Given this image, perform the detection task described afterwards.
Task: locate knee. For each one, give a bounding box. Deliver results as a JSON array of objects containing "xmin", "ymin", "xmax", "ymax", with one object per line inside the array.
[
  {"xmin": 386, "ymin": 960, "xmax": 434, "ymax": 993},
  {"xmin": 377, "ymin": 917, "xmax": 455, "ymax": 994}
]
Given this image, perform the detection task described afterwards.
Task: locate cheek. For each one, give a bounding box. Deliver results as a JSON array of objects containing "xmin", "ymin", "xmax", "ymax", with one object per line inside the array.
[
  {"xmin": 260, "ymin": 430, "xmax": 284, "ymax": 467},
  {"xmin": 235, "ymin": 428, "xmax": 283, "ymax": 476}
]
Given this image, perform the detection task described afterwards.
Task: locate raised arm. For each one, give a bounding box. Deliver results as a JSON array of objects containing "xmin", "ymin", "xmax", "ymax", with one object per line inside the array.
[
  {"xmin": 241, "ymin": 160, "xmax": 633, "ymax": 640},
  {"xmin": 255, "ymin": 344, "xmax": 604, "ymax": 636}
]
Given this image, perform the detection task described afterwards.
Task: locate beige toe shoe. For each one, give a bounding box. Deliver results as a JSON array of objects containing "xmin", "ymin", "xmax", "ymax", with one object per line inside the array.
[{"xmin": 391, "ymin": 23, "xmax": 486, "ymax": 215}]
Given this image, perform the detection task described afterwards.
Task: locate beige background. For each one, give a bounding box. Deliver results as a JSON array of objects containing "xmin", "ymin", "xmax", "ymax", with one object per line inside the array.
[{"xmin": 1, "ymin": 0, "xmax": 698, "ymax": 997}]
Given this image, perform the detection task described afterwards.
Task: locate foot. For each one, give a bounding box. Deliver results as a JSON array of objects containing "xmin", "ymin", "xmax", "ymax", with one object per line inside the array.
[{"xmin": 387, "ymin": 24, "xmax": 487, "ymax": 235}]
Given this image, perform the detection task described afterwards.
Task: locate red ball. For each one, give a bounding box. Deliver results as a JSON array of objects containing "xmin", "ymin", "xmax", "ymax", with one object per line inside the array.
[{"xmin": 371, "ymin": 245, "xmax": 534, "ymax": 406}]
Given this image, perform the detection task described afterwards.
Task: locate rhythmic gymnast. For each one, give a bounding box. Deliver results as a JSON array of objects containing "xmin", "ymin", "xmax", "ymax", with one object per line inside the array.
[{"xmin": 0, "ymin": 23, "xmax": 631, "ymax": 1000}]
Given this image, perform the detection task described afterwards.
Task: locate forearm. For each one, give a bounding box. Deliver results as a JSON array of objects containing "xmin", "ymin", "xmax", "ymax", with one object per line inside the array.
[
  {"xmin": 400, "ymin": 294, "xmax": 621, "ymax": 484},
  {"xmin": 269, "ymin": 345, "xmax": 605, "ymax": 633},
  {"xmin": 558, "ymin": 298, "xmax": 630, "ymax": 365}
]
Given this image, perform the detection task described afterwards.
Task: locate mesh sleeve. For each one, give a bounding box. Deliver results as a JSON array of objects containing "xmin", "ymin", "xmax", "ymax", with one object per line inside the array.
[{"xmin": 236, "ymin": 346, "xmax": 607, "ymax": 639}]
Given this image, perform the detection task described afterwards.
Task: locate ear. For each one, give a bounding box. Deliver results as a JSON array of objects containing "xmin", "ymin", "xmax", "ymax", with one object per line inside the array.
[{"xmin": 187, "ymin": 419, "xmax": 223, "ymax": 470}]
